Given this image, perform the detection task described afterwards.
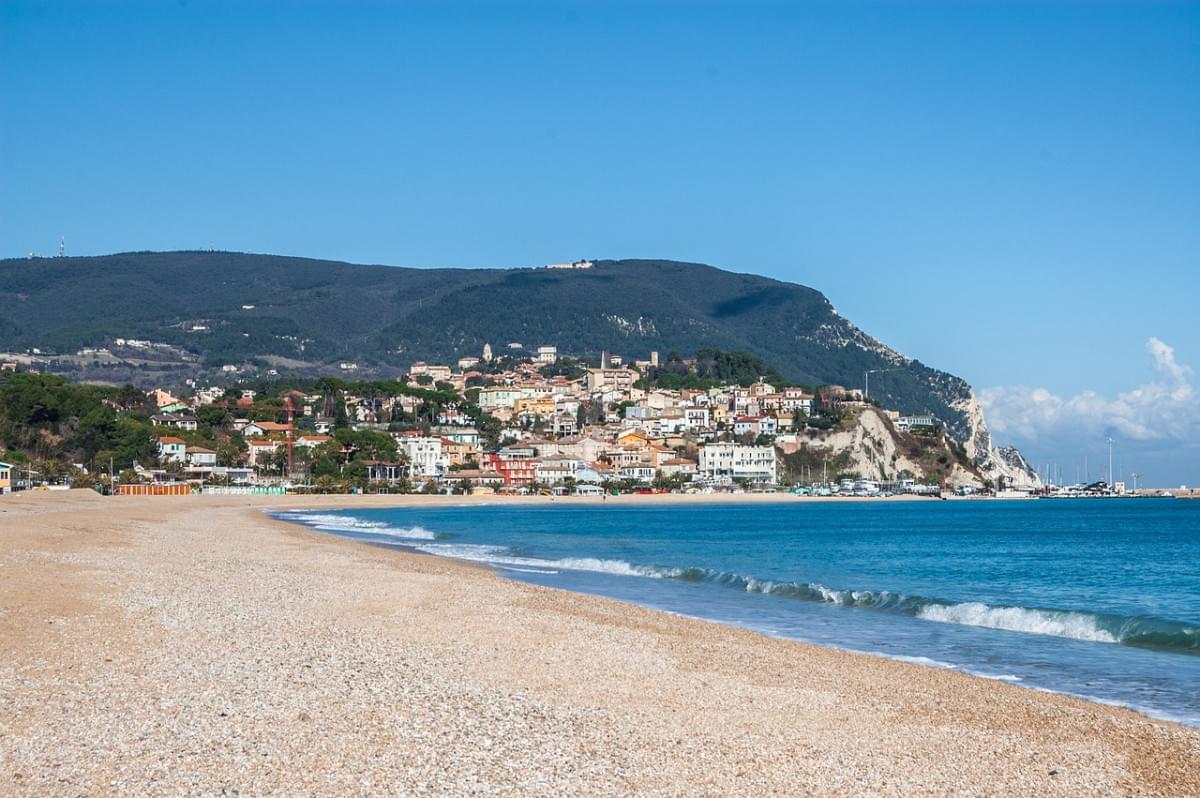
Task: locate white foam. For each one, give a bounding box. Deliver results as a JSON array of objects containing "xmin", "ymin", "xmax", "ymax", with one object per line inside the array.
[
  {"xmin": 817, "ymin": 585, "xmax": 846, "ymax": 603},
  {"xmin": 286, "ymin": 513, "xmax": 382, "ymax": 529},
  {"xmin": 891, "ymin": 654, "xmax": 959, "ymax": 670},
  {"xmin": 413, "ymin": 543, "xmax": 657, "ymax": 578},
  {"xmin": 546, "ymin": 557, "xmax": 660, "ymax": 576},
  {"xmin": 287, "ymin": 513, "xmax": 438, "ymax": 540},
  {"xmin": 369, "ymin": 525, "xmax": 438, "ymax": 541},
  {"xmin": 967, "ymin": 670, "xmax": 1024, "ymax": 683},
  {"xmin": 917, "ymin": 602, "xmax": 1117, "ymax": 644},
  {"xmin": 416, "ymin": 543, "xmax": 508, "ymax": 560}
]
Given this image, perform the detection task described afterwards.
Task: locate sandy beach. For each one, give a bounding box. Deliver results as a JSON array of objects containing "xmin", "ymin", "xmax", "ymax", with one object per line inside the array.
[{"xmin": 2, "ymin": 491, "xmax": 1197, "ymax": 796}]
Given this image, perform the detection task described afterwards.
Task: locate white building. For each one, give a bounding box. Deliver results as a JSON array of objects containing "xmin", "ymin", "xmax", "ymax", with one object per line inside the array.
[
  {"xmin": 585, "ymin": 366, "xmax": 638, "ymax": 394},
  {"xmin": 619, "ymin": 464, "xmax": 656, "ymax": 483},
  {"xmin": 536, "ymin": 345, "xmax": 558, "ymax": 364},
  {"xmin": 698, "ymin": 443, "xmax": 777, "ymax": 485},
  {"xmin": 478, "ymin": 386, "xmax": 522, "ymax": 410},
  {"xmin": 551, "ymin": 412, "xmax": 579, "ymax": 437},
  {"xmin": 151, "ymin": 413, "xmax": 198, "ymax": 432},
  {"xmin": 896, "ymin": 415, "xmax": 937, "ymax": 432},
  {"xmin": 186, "ymin": 447, "xmax": 218, "ymax": 467},
  {"xmin": 432, "ymin": 426, "xmax": 481, "ymax": 447},
  {"xmin": 781, "ymin": 388, "xmax": 814, "ymax": 415},
  {"xmin": 395, "ymin": 435, "xmax": 449, "ymax": 479},
  {"xmin": 684, "ymin": 406, "xmax": 712, "ymax": 430},
  {"xmin": 733, "ymin": 416, "xmax": 778, "ymax": 437},
  {"xmin": 157, "ymin": 436, "xmax": 186, "ymax": 464},
  {"xmin": 426, "ymin": 364, "xmax": 452, "ymax": 382},
  {"xmin": 193, "ymin": 386, "xmax": 224, "ymax": 405},
  {"xmin": 246, "ymin": 439, "xmax": 281, "ymax": 468},
  {"xmin": 536, "ymin": 455, "xmax": 584, "ymax": 484},
  {"xmin": 556, "ymin": 434, "xmax": 610, "ymax": 464}
]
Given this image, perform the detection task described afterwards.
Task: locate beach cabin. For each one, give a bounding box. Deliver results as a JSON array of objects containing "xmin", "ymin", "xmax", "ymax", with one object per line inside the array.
[{"xmin": 0, "ymin": 461, "xmax": 12, "ymax": 494}]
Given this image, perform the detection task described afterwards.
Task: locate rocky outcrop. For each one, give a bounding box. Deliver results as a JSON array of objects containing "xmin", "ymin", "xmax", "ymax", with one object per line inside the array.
[
  {"xmin": 778, "ymin": 407, "xmax": 984, "ymax": 489},
  {"xmin": 816, "ymin": 314, "xmax": 1042, "ymax": 489},
  {"xmin": 951, "ymin": 391, "xmax": 1043, "ymax": 489}
]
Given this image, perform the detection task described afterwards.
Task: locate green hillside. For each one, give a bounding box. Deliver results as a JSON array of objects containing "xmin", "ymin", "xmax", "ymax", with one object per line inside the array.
[{"xmin": 0, "ymin": 251, "xmax": 976, "ymax": 439}]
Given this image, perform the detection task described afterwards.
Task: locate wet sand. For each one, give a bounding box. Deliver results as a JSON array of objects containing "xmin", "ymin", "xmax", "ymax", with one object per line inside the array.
[{"xmin": 1, "ymin": 490, "xmax": 1197, "ymax": 796}]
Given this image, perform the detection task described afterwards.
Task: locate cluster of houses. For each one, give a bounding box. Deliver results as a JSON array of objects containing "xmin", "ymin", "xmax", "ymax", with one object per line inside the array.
[{"xmin": 139, "ymin": 345, "xmax": 937, "ymax": 493}]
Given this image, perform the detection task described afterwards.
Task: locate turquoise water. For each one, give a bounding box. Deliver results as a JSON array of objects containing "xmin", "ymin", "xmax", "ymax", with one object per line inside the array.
[{"xmin": 276, "ymin": 499, "xmax": 1200, "ymax": 726}]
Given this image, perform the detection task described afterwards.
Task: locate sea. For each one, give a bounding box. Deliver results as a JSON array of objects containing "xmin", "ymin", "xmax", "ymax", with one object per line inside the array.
[{"xmin": 274, "ymin": 498, "xmax": 1200, "ymax": 727}]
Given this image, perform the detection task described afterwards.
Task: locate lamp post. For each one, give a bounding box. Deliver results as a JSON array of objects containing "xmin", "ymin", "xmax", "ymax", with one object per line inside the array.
[{"xmin": 864, "ymin": 368, "xmax": 901, "ymax": 402}]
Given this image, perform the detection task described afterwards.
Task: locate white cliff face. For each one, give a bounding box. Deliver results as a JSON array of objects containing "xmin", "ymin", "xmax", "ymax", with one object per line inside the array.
[
  {"xmin": 778, "ymin": 408, "xmax": 980, "ymax": 488},
  {"xmin": 952, "ymin": 390, "xmax": 1043, "ymax": 489},
  {"xmin": 798, "ymin": 301, "xmax": 1041, "ymax": 488}
]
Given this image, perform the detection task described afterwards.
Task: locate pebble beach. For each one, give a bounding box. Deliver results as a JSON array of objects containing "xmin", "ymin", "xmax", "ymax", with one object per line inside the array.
[{"xmin": 2, "ymin": 490, "xmax": 1197, "ymax": 796}]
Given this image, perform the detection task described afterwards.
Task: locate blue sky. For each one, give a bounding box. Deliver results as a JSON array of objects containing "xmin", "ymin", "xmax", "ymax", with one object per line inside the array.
[{"xmin": 2, "ymin": 1, "xmax": 1197, "ymax": 483}]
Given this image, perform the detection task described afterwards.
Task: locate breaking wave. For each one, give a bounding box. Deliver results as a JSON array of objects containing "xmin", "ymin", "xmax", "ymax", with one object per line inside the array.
[
  {"xmin": 276, "ymin": 512, "xmax": 438, "ymax": 540},
  {"xmin": 275, "ymin": 511, "xmax": 1199, "ymax": 656},
  {"xmin": 412, "ymin": 543, "xmax": 660, "ymax": 577},
  {"xmin": 277, "ymin": 517, "xmax": 664, "ymax": 578},
  {"xmin": 659, "ymin": 566, "xmax": 1200, "ymax": 655},
  {"xmin": 916, "ymin": 602, "xmax": 1115, "ymax": 643}
]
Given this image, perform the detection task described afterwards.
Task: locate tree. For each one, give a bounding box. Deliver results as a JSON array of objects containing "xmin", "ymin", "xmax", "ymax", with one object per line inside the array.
[
  {"xmin": 312, "ymin": 454, "xmax": 339, "ymax": 479},
  {"xmin": 269, "ymin": 447, "xmax": 290, "ymax": 476},
  {"xmin": 109, "ymin": 418, "xmax": 157, "ymax": 469},
  {"xmin": 115, "ymin": 384, "xmax": 147, "ymax": 411},
  {"xmin": 343, "ymin": 459, "xmax": 368, "ymax": 487},
  {"xmin": 333, "ymin": 428, "xmax": 397, "ymax": 461},
  {"xmin": 217, "ymin": 439, "xmax": 246, "ymax": 467},
  {"xmin": 73, "ymin": 404, "xmax": 118, "ymax": 465},
  {"xmin": 196, "ymin": 405, "xmax": 231, "ymax": 430}
]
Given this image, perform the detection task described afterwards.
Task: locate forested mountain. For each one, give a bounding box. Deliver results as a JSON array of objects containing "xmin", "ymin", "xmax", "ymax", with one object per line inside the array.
[{"xmin": 0, "ymin": 251, "xmax": 976, "ymax": 440}]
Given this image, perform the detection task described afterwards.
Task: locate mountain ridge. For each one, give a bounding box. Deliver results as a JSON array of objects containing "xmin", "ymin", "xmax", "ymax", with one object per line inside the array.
[{"xmin": 0, "ymin": 250, "xmax": 1036, "ymax": 485}]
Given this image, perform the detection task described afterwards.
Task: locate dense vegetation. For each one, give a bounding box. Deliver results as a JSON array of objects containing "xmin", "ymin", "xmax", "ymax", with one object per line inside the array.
[
  {"xmin": 0, "ymin": 251, "xmax": 976, "ymax": 439},
  {"xmin": 0, "ymin": 373, "xmax": 158, "ymax": 477},
  {"xmin": 638, "ymin": 349, "xmax": 790, "ymax": 391},
  {"xmin": 0, "ymin": 371, "xmax": 498, "ymax": 485}
]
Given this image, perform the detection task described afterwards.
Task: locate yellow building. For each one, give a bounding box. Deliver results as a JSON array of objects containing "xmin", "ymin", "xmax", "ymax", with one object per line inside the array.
[
  {"xmin": 0, "ymin": 461, "xmax": 13, "ymax": 494},
  {"xmin": 513, "ymin": 396, "xmax": 556, "ymax": 417}
]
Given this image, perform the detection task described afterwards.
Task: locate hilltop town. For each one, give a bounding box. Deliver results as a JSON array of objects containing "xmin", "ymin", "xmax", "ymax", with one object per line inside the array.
[{"xmin": 1, "ymin": 343, "xmax": 1029, "ymax": 497}]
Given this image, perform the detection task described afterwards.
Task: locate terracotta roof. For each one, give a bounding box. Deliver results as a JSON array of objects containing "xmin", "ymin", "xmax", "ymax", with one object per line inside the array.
[{"xmin": 157, "ymin": 436, "xmax": 185, "ymax": 445}]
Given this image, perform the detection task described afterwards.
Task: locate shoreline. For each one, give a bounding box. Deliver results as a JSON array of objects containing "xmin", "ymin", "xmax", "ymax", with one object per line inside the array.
[
  {"xmin": 2, "ymin": 490, "xmax": 1197, "ymax": 795},
  {"xmin": 269, "ymin": 498, "xmax": 1200, "ymax": 729}
]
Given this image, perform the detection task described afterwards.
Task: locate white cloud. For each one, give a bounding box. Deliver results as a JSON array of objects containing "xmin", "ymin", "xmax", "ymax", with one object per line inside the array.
[{"xmin": 980, "ymin": 338, "xmax": 1198, "ymax": 443}]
